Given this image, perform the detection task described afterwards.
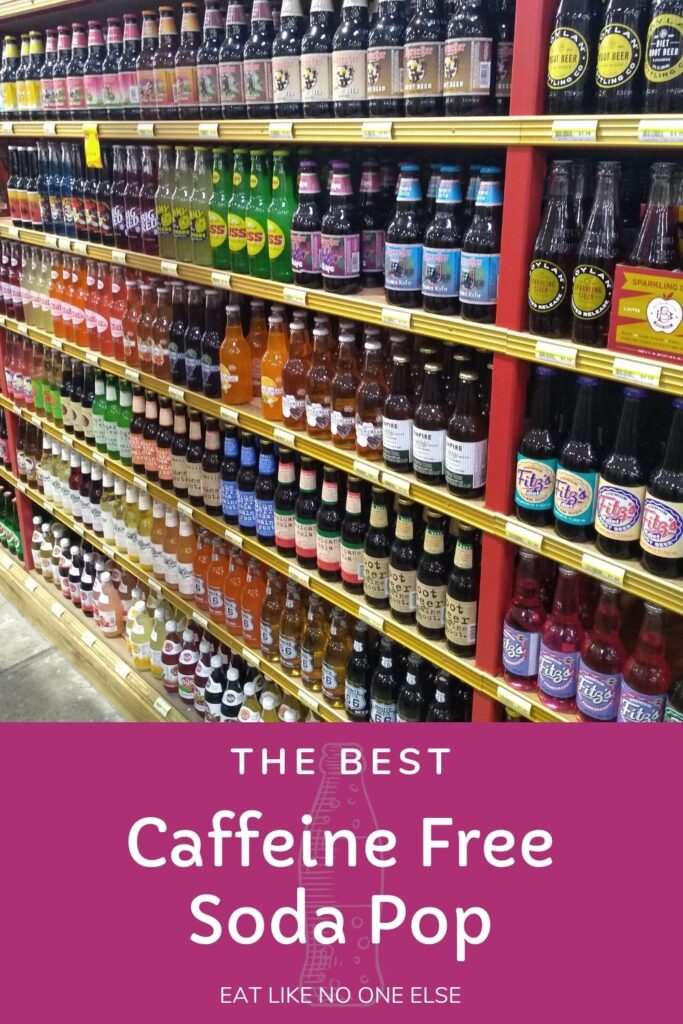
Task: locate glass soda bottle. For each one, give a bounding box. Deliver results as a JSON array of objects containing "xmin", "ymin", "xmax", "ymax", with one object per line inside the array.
[
  {"xmin": 536, "ymin": 566, "xmax": 584, "ymax": 712},
  {"xmin": 545, "ymin": 0, "xmax": 595, "ymax": 115},
  {"xmin": 576, "ymin": 583, "xmax": 625, "ymax": 722},
  {"xmin": 291, "ymin": 159, "xmax": 323, "ymax": 288},
  {"xmin": 153, "ymin": 6, "xmax": 178, "ymax": 118},
  {"xmin": 460, "ymin": 165, "xmax": 503, "ymax": 324},
  {"xmin": 322, "ymin": 608, "xmax": 353, "ymax": 707},
  {"xmin": 272, "ymin": 0, "xmax": 304, "ymax": 118},
  {"xmin": 219, "ymin": 1, "xmax": 248, "ymax": 118},
  {"xmin": 260, "ymin": 314, "xmax": 289, "ymax": 420},
  {"xmin": 332, "ymin": 0, "xmax": 369, "ymax": 117},
  {"xmin": 118, "ymin": 13, "xmax": 141, "ymax": 119},
  {"xmin": 209, "ymin": 147, "xmax": 232, "ymax": 270},
  {"xmin": 554, "ymin": 375, "xmax": 601, "ymax": 542},
  {"xmin": 618, "ymin": 602, "xmax": 671, "ymax": 722},
  {"xmin": 174, "ymin": 2, "xmax": 201, "ymax": 119},
  {"xmin": 300, "ymin": 0, "xmax": 335, "ymax": 117},
  {"xmin": 640, "ymin": 397, "xmax": 683, "ymax": 578},
  {"xmin": 422, "ymin": 164, "xmax": 463, "ymax": 315},
  {"xmin": 228, "ymin": 148, "xmax": 250, "ymax": 273},
  {"xmin": 384, "ymin": 163, "xmax": 424, "ymax": 308},
  {"xmin": 515, "ymin": 366, "xmax": 559, "ymax": 526},
  {"xmin": 243, "ymin": 0, "xmax": 275, "ymax": 119},
  {"xmin": 528, "ymin": 160, "xmax": 574, "ymax": 338},
  {"xmin": 267, "ymin": 149, "xmax": 296, "ymax": 283},
  {"xmin": 444, "ymin": 0, "xmax": 494, "ymax": 116},
  {"xmin": 571, "ymin": 161, "xmax": 621, "ymax": 348},
  {"xmin": 502, "ymin": 549, "xmax": 547, "ymax": 690},
  {"xmin": 190, "ymin": 147, "xmax": 213, "ymax": 267},
  {"xmin": 595, "ymin": 387, "xmax": 646, "ymax": 560},
  {"xmin": 403, "ymin": 0, "xmax": 445, "ymax": 116},
  {"xmin": 301, "ymin": 593, "xmax": 328, "ymax": 690},
  {"xmin": 198, "ymin": 0, "xmax": 224, "ymax": 119},
  {"xmin": 321, "ymin": 161, "xmax": 361, "ymax": 294}
]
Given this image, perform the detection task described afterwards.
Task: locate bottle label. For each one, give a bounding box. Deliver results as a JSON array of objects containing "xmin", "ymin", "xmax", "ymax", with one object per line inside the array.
[
  {"xmin": 445, "ymin": 438, "xmax": 487, "ymax": 491},
  {"xmin": 502, "ymin": 623, "xmax": 541, "ymax": 678},
  {"xmin": 445, "ymin": 596, "xmax": 477, "ymax": 647},
  {"xmin": 316, "ymin": 531, "xmax": 341, "ymax": 573},
  {"xmin": 267, "ymin": 218, "xmax": 287, "ymax": 262},
  {"xmin": 371, "ymin": 699, "xmax": 397, "ymax": 723},
  {"xmin": 422, "ymin": 247, "xmax": 461, "ymax": 298},
  {"xmin": 367, "ymin": 45, "xmax": 403, "ymax": 100},
  {"xmin": 272, "ymin": 55, "xmax": 302, "ymax": 103},
  {"xmin": 322, "ymin": 662, "xmax": 342, "ymax": 697},
  {"xmin": 341, "ymin": 543, "xmax": 364, "ymax": 586},
  {"xmin": 576, "ymin": 661, "xmax": 621, "ymax": 721},
  {"xmin": 282, "ymin": 394, "xmax": 306, "ymax": 425},
  {"xmin": 171, "ymin": 453, "xmax": 189, "ymax": 493},
  {"xmin": 191, "ymin": 207, "xmax": 209, "ymax": 246},
  {"xmin": 645, "ymin": 13, "xmax": 683, "ymax": 83},
  {"xmin": 528, "ymin": 259, "xmax": 568, "ymax": 313},
  {"xmin": 66, "ymin": 77, "xmax": 86, "ymax": 110},
  {"xmin": 296, "ymin": 519, "xmax": 317, "ymax": 561},
  {"xmin": 363, "ymin": 555, "xmax": 389, "ymax": 600},
  {"xmin": 416, "ymin": 581, "xmax": 446, "ymax": 630},
  {"xmin": 118, "ymin": 426, "xmax": 133, "ymax": 463},
  {"xmin": 153, "ymin": 68, "xmax": 175, "ymax": 107},
  {"xmin": 460, "ymin": 252, "xmax": 500, "ymax": 305},
  {"xmin": 384, "ymin": 242, "xmax": 423, "ymax": 291},
  {"xmin": 173, "ymin": 65, "xmax": 199, "ymax": 106},
  {"xmin": 279, "ymin": 634, "xmax": 299, "ymax": 662},
  {"xmin": 219, "ymin": 61, "xmax": 245, "ymax": 106},
  {"xmin": 138, "ymin": 71, "xmax": 156, "ymax": 110},
  {"xmin": 413, "ymin": 426, "xmax": 446, "ymax": 477},
  {"xmin": 382, "ymin": 417, "xmax": 412, "ymax": 466},
  {"xmin": 547, "ymin": 26, "xmax": 590, "ymax": 90},
  {"xmin": 359, "ymin": 229, "xmax": 384, "ymax": 277},
  {"xmin": 301, "ymin": 52, "xmax": 332, "ymax": 103},
  {"xmin": 208, "ymin": 586, "xmax": 224, "ymax": 615},
  {"xmin": 228, "ymin": 212, "xmax": 247, "ymax": 252},
  {"xmin": 291, "ymin": 230, "xmax": 322, "ymax": 275},
  {"xmin": 571, "ymin": 264, "xmax": 613, "ymax": 321},
  {"xmin": 641, "ymin": 496, "xmax": 683, "ymax": 558},
  {"xmin": 238, "ymin": 489, "xmax": 256, "ymax": 529},
  {"xmin": 202, "ymin": 471, "xmax": 221, "ymax": 510},
  {"xmin": 443, "ymin": 37, "xmax": 493, "ymax": 96},
  {"xmin": 173, "ymin": 203, "xmax": 191, "ymax": 241},
  {"xmin": 246, "ymin": 216, "xmax": 266, "ymax": 257},
  {"xmin": 346, "ymin": 681, "xmax": 368, "ymax": 715},
  {"xmin": 320, "ymin": 233, "xmax": 360, "ymax": 279},
  {"xmin": 225, "ymin": 597, "xmax": 239, "ymax": 626},
  {"xmin": 275, "ymin": 509, "xmax": 296, "ymax": 550},
  {"xmin": 256, "ymin": 498, "xmax": 275, "ymax": 539},
  {"xmin": 554, "ymin": 468, "xmax": 598, "ymax": 527},
  {"xmin": 390, "ymin": 567, "xmax": 417, "ymax": 614},
  {"xmin": 617, "ymin": 682, "xmax": 666, "ymax": 723},
  {"xmin": 221, "ymin": 478, "xmax": 238, "ymax": 519},
  {"xmin": 332, "ymin": 50, "xmax": 367, "ymax": 103},
  {"xmin": 209, "ymin": 210, "xmax": 228, "ymax": 250},
  {"xmin": 495, "ymin": 40, "xmax": 513, "ymax": 98},
  {"xmin": 596, "ymin": 23, "xmax": 642, "ymax": 90},
  {"xmin": 197, "ymin": 64, "xmax": 220, "ymax": 106},
  {"xmin": 102, "ymin": 72, "xmax": 122, "ymax": 107},
  {"xmin": 537, "ymin": 645, "xmax": 580, "ymax": 700},
  {"xmin": 355, "ymin": 417, "xmax": 383, "ymax": 454},
  {"xmin": 595, "ymin": 480, "xmax": 645, "ymax": 542},
  {"xmin": 84, "ymin": 74, "xmax": 104, "ymax": 108},
  {"xmin": 664, "ymin": 700, "xmax": 683, "ymax": 723},
  {"xmin": 403, "ymin": 41, "xmax": 443, "ymax": 97},
  {"xmin": 515, "ymin": 456, "xmax": 557, "ymax": 512},
  {"xmin": 243, "ymin": 59, "xmax": 273, "ymax": 104},
  {"xmin": 119, "ymin": 70, "xmax": 139, "ymax": 107},
  {"xmin": 305, "ymin": 399, "xmax": 331, "ymax": 431}
]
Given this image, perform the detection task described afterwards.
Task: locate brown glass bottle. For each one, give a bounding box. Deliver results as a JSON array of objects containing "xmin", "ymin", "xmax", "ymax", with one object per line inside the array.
[
  {"xmin": 416, "ymin": 511, "xmax": 448, "ymax": 641},
  {"xmin": 629, "ymin": 162, "xmax": 678, "ymax": 270},
  {"xmin": 413, "ymin": 362, "xmax": 447, "ymax": 485},
  {"xmin": 528, "ymin": 160, "xmax": 575, "ymax": 338},
  {"xmin": 390, "ymin": 499, "xmax": 418, "ymax": 624},
  {"xmin": 445, "ymin": 370, "xmax": 488, "ymax": 498},
  {"xmin": 571, "ymin": 161, "xmax": 622, "ymax": 348},
  {"xmin": 445, "ymin": 527, "xmax": 479, "ymax": 657},
  {"xmin": 331, "ymin": 331, "xmax": 359, "ymax": 449},
  {"xmin": 340, "ymin": 476, "xmax": 367, "ymax": 594},
  {"xmin": 156, "ymin": 395, "xmax": 174, "ymax": 491},
  {"xmin": 363, "ymin": 488, "xmax": 391, "ymax": 609},
  {"xmin": 355, "ymin": 338, "xmax": 386, "ymax": 460},
  {"xmin": 383, "ymin": 353, "xmax": 414, "ymax": 472}
]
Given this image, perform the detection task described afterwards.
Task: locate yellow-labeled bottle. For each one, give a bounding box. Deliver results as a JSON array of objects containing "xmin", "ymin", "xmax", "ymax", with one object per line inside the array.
[
  {"xmin": 149, "ymin": 607, "xmax": 167, "ymax": 678},
  {"xmin": 123, "ymin": 484, "xmax": 140, "ymax": 561},
  {"xmin": 137, "ymin": 491, "xmax": 154, "ymax": 571},
  {"xmin": 130, "ymin": 600, "xmax": 153, "ymax": 671}
]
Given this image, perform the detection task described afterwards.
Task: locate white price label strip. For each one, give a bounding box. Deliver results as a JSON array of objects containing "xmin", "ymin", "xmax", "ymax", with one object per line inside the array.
[
  {"xmin": 211, "ymin": 271, "xmax": 231, "ymax": 289},
  {"xmin": 198, "ymin": 122, "xmax": 219, "ymax": 137},
  {"xmin": 551, "ymin": 118, "xmax": 597, "ymax": 142},
  {"xmin": 168, "ymin": 386, "xmax": 185, "ymax": 401},
  {"xmin": 125, "ymin": 367, "xmax": 140, "ymax": 382},
  {"xmin": 45, "ymin": 234, "xmax": 58, "ymax": 249},
  {"xmin": 0, "ymin": 554, "xmax": 13, "ymax": 570},
  {"xmin": 16, "ymin": 322, "xmax": 28, "ymax": 335},
  {"xmin": 381, "ymin": 307, "xmax": 412, "ymax": 329},
  {"xmin": 111, "ymin": 249, "xmax": 127, "ymax": 265},
  {"xmin": 243, "ymin": 649, "xmax": 260, "ymax": 668},
  {"xmin": 43, "ymin": 501, "xmax": 53, "ymax": 514},
  {"xmin": 148, "ymin": 578, "xmax": 162, "ymax": 593},
  {"xmin": 220, "ymin": 405, "xmax": 239, "ymax": 424},
  {"xmin": 137, "ymin": 122, "xmax": 155, "ymax": 137},
  {"xmin": 224, "ymin": 527, "xmax": 243, "ymax": 548},
  {"xmin": 177, "ymin": 502, "xmax": 194, "ymax": 519},
  {"xmin": 381, "ymin": 471, "xmax": 411, "ymax": 496},
  {"xmin": 71, "ymin": 240, "xmax": 88, "ymax": 255},
  {"xmin": 361, "ymin": 120, "xmax": 393, "ymax": 140},
  {"xmin": 359, "ymin": 606, "xmax": 384, "ymax": 631},
  {"xmin": 496, "ymin": 684, "xmax": 532, "ymax": 718},
  {"xmin": 288, "ymin": 565, "xmax": 310, "ymax": 586},
  {"xmin": 153, "ymin": 696, "xmax": 172, "ymax": 719},
  {"xmin": 91, "ymin": 451, "xmax": 105, "ymax": 466},
  {"xmin": 160, "ymin": 260, "xmax": 178, "ymax": 277},
  {"xmin": 51, "ymin": 601, "xmax": 65, "ymax": 618},
  {"xmin": 72, "ymin": 522, "xmax": 85, "ymax": 537},
  {"xmin": 193, "ymin": 612, "xmax": 209, "ymax": 629},
  {"xmin": 115, "ymin": 661, "xmax": 131, "ymax": 680},
  {"xmin": 57, "ymin": 236, "xmax": 71, "ymax": 251},
  {"xmin": 52, "ymin": 337, "xmax": 63, "ymax": 350},
  {"xmin": 581, "ymin": 552, "xmax": 625, "ymax": 587},
  {"xmin": 268, "ymin": 120, "xmax": 294, "ymax": 139},
  {"xmin": 638, "ymin": 118, "xmax": 683, "ymax": 142},
  {"xmin": 282, "ymin": 286, "xmax": 307, "ymax": 307},
  {"xmin": 24, "ymin": 577, "xmax": 38, "ymax": 593},
  {"xmin": 102, "ymin": 545, "xmax": 115, "ymax": 558},
  {"xmin": 81, "ymin": 630, "xmax": 97, "ymax": 648},
  {"xmin": 273, "ymin": 427, "xmax": 295, "ymax": 447},
  {"xmin": 133, "ymin": 475, "xmax": 148, "ymax": 491},
  {"xmin": 297, "ymin": 688, "xmax": 318, "ymax": 712},
  {"xmin": 43, "ymin": 121, "xmax": 57, "ymax": 135},
  {"xmin": 535, "ymin": 339, "xmax": 577, "ymax": 368},
  {"xmin": 7, "ymin": 225, "xmax": 20, "ymax": 239},
  {"xmin": 1, "ymin": 122, "xmax": 14, "ymax": 135},
  {"xmin": 612, "ymin": 356, "xmax": 662, "ymax": 389},
  {"xmin": 504, "ymin": 519, "xmax": 544, "ymax": 552},
  {"xmin": 85, "ymin": 350, "xmax": 99, "ymax": 365},
  {"xmin": 353, "ymin": 459, "xmax": 380, "ymax": 483}
]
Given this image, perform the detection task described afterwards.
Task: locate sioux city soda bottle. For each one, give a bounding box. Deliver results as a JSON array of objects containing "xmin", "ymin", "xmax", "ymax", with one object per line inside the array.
[
  {"xmin": 502, "ymin": 549, "xmax": 547, "ymax": 691},
  {"xmin": 576, "ymin": 583, "xmax": 625, "ymax": 722},
  {"xmin": 618, "ymin": 602, "xmax": 671, "ymax": 722},
  {"xmin": 536, "ymin": 566, "xmax": 584, "ymax": 712}
]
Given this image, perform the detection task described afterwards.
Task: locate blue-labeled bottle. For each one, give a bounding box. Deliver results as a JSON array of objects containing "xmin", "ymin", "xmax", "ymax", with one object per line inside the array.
[
  {"xmin": 255, "ymin": 439, "xmax": 277, "ymax": 546},
  {"xmin": 237, "ymin": 431, "xmax": 257, "ymax": 535},
  {"xmin": 460, "ymin": 165, "xmax": 502, "ymax": 325},
  {"xmin": 515, "ymin": 366, "xmax": 559, "ymax": 528},
  {"xmin": 422, "ymin": 164, "xmax": 463, "ymax": 316},
  {"xmin": 553, "ymin": 375, "xmax": 601, "ymax": 543},
  {"xmin": 220, "ymin": 424, "xmax": 240, "ymax": 526},
  {"xmin": 384, "ymin": 163, "xmax": 424, "ymax": 309}
]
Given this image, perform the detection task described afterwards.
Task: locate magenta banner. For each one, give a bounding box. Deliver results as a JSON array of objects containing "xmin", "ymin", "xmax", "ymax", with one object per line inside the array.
[{"xmin": 0, "ymin": 725, "xmax": 679, "ymax": 1023}]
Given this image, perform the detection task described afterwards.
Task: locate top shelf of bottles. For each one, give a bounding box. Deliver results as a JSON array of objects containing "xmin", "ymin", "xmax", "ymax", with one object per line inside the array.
[{"xmin": 2, "ymin": 115, "xmax": 683, "ymax": 148}]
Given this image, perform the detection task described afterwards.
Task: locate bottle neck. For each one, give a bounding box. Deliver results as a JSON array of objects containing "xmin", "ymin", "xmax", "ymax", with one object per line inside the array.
[
  {"xmin": 569, "ymin": 385, "xmax": 597, "ymax": 444},
  {"xmin": 591, "ymin": 588, "xmax": 621, "ymax": 643},
  {"xmin": 612, "ymin": 394, "xmax": 642, "ymax": 457},
  {"xmin": 663, "ymin": 407, "xmax": 683, "ymax": 473},
  {"xmin": 420, "ymin": 372, "xmax": 443, "ymax": 406}
]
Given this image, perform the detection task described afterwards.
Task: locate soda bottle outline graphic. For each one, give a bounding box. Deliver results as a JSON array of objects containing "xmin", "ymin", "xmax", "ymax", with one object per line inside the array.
[{"xmin": 298, "ymin": 742, "xmax": 384, "ymax": 1002}]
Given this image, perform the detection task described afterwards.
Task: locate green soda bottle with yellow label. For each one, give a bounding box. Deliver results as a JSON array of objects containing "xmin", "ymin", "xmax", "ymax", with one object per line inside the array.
[
  {"xmin": 267, "ymin": 149, "xmax": 295, "ymax": 283},
  {"xmin": 189, "ymin": 146, "xmax": 213, "ymax": 267},
  {"xmin": 245, "ymin": 148, "xmax": 271, "ymax": 279},
  {"xmin": 228, "ymin": 147, "xmax": 249, "ymax": 273},
  {"xmin": 209, "ymin": 146, "xmax": 232, "ymax": 270}
]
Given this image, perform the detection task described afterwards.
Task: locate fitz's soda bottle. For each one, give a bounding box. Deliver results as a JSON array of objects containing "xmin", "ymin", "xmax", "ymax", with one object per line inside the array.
[
  {"xmin": 537, "ymin": 566, "xmax": 584, "ymax": 713},
  {"xmin": 595, "ymin": 387, "xmax": 646, "ymax": 561},
  {"xmin": 515, "ymin": 367, "xmax": 559, "ymax": 526},
  {"xmin": 576, "ymin": 583, "xmax": 624, "ymax": 722},
  {"xmin": 618, "ymin": 602, "xmax": 671, "ymax": 722},
  {"xmin": 553, "ymin": 375, "xmax": 601, "ymax": 542},
  {"xmin": 640, "ymin": 398, "xmax": 683, "ymax": 578},
  {"xmin": 502, "ymin": 549, "xmax": 546, "ymax": 691}
]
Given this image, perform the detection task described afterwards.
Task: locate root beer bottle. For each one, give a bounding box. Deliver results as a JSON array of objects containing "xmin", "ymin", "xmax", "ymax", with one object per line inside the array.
[
  {"xmin": 546, "ymin": 0, "xmax": 596, "ymax": 115},
  {"xmin": 595, "ymin": 0, "xmax": 648, "ymax": 114},
  {"xmin": 528, "ymin": 160, "xmax": 574, "ymax": 338}
]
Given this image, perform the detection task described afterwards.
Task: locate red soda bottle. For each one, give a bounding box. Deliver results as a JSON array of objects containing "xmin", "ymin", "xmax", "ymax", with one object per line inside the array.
[
  {"xmin": 537, "ymin": 567, "xmax": 584, "ymax": 712},
  {"xmin": 95, "ymin": 264, "xmax": 113, "ymax": 356},
  {"xmin": 502, "ymin": 549, "xmax": 546, "ymax": 691},
  {"xmin": 193, "ymin": 637, "xmax": 213, "ymax": 717},
  {"xmin": 178, "ymin": 627, "xmax": 199, "ymax": 704},
  {"xmin": 84, "ymin": 258, "xmax": 99, "ymax": 351},
  {"xmin": 618, "ymin": 603, "xmax": 671, "ymax": 722},
  {"xmin": 576, "ymin": 584, "xmax": 625, "ymax": 722},
  {"xmin": 106, "ymin": 266, "xmax": 127, "ymax": 360},
  {"xmin": 161, "ymin": 619, "xmax": 182, "ymax": 693},
  {"xmin": 110, "ymin": 145, "xmax": 127, "ymax": 249}
]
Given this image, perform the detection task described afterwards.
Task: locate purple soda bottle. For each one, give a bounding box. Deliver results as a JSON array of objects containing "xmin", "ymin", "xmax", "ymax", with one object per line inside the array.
[
  {"xmin": 576, "ymin": 583, "xmax": 624, "ymax": 722},
  {"xmin": 537, "ymin": 566, "xmax": 584, "ymax": 713},
  {"xmin": 618, "ymin": 602, "xmax": 671, "ymax": 723},
  {"xmin": 502, "ymin": 549, "xmax": 546, "ymax": 691}
]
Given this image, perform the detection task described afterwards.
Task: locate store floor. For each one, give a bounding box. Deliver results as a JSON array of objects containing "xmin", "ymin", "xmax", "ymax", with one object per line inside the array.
[{"xmin": 0, "ymin": 592, "xmax": 124, "ymax": 722}]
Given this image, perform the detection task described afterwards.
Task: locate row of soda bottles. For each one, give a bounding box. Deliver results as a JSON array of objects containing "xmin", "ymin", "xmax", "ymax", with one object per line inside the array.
[
  {"xmin": 546, "ymin": 0, "xmax": 683, "ymax": 116},
  {"xmin": 502, "ymin": 547, "xmax": 683, "ymax": 724},
  {"xmin": 529, "ymin": 159, "xmax": 683, "ymax": 350},
  {"xmin": 0, "ymin": 1, "xmax": 515, "ymax": 123},
  {"xmin": 515, "ymin": 366, "xmax": 683, "ymax": 580},
  {"xmin": 29, "ymin": 506, "xmax": 474, "ymax": 722},
  {"xmin": 19, "ymin": 409, "xmax": 482, "ymax": 660},
  {"xmin": 4, "ymin": 141, "xmax": 502, "ymax": 317}
]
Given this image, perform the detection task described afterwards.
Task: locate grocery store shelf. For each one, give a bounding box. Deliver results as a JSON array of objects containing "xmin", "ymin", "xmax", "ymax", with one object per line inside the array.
[
  {"xmin": 0, "ymin": 461, "xmax": 345, "ymax": 722},
  {"xmin": 3, "ymin": 225, "xmax": 683, "ymax": 398},
  {"xmin": 3, "ymin": 114, "xmax": 683, "ymax": 148},
  {"xmin": 0, "ymin": 543, "xmax": 190, "ymax": 722},
  {"xmin": 0, "ymin": 406, "xmax": 573, "ymax": 724},
  {"xmin": 0, "ymin": 0, "xmax": 81, "ymax": 19}
]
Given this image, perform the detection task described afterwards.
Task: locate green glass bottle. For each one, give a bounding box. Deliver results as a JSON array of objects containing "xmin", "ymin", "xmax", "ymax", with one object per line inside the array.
[
  {"xmin": 103, "ymin": 375, "xmax": 120, "ymax": 460},
  {"xmin": 228, "ymin": 146, "xmax": 249, "ymax": 274},
  {"xmin": 245, "ymin": 148, "xmax": 271, "ymax": 280},
  {"xmin": 267, "ymin": 148, "xmax": 295, "ymax": 283},
  {"xmin": 171, "ymin": 146, "xmax": 194, "ymax": 264},
  {"xmin": 117, "ymin": 380, "xmax": 134, "ymax": 466},
  {"xmin": 209, "ymin": 145, "xmax": 232, "ymax": 270},
  {"xmin": 92, "ymin": 371, "xmax": 108, "ymax": 452},
  {"xmin": 189, "ymin": 146, "xmax": 213, "ymax": 267}
]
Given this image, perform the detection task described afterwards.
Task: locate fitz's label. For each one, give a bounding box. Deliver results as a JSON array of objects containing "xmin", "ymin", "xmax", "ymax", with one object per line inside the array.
[
  {"xmin": 640, "ymin": 496, "xmax": 683, "ymax": 557},
  {"xmin": 595, "ymin": 480, "xmax": 645, "ymax": 542},
  {"xmin": 576, "ymin": 661, "xmax": 621, "ymax": 721},
  {"xmin": 537, "ymin": 645, "xmax": 579, "ymax": 700},
  {"xmin": 554, "ymin": 467, "xmax": 598, "ymax": 527},
  {"xmin": 502, "ymin": 623, "xmax": 540, "ymax": 678},
  {"xmin": 617, "ymin": 681, "xmax": 666, "ymax": 723},
  {"xmin": 515, "ymin": 456, "xmax": 557, "ymax": 511}
]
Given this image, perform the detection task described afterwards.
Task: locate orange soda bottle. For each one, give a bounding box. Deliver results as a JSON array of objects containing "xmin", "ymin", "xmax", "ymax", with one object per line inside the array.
[
  {"xmin": 106, "ymin": 265, "xmax": 127, "ymax": 360},
  {"xmin": 219, "ymin": 303, "xmax": 253, "ymax": 405},
  {"xmin": 73, "ymin": 257, "xmax": 89, "ymax": 349},
  {"xmin": 260, "ymin": 313, "xmax": 289, "ymax": 421},
  {"xmin": 206, "ymin": 537, "xmax": 229, "ymax": 623},
  {"xmin": 151, "ymin": 498, "xmax": 167, "ymax": 580},
  {"xmin": 193, "ymin": 529, "xmax": 212, "ymax": 611},
  {"xmin": 223, "ymin": 544, "xmax": 247, "ymax": 635},
  {"xmin": 122, "ymin": 278, "xmax": 142, "ymax": 367},
  {"xmin": 247, "ymin": 298, "xmax": 268, "ymax": 398},
  {"xmin": 176, "ymin": 513, "xmax": 197, "ymax": 601},
  {"xmin": 60, "ymin": 256, "xmax": 75, "ymax": 342},
  {"xmin": 241, "ymin": 557, "xmax": 267, "ymax": 648}
]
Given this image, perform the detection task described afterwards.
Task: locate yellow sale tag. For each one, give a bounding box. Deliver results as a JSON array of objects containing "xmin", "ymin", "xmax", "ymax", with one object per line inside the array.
[
  {"xmin": 381, "ymin": 307, "xmax": 412, "ymax": 329},
  {"xmin": 83, "ymin": 127, "xmax": 102, "ymax": 169},
  {"xmin": 534, "ymin": 339, "xmax": 577, "ymax": 368},
  {"xmin": 505, "ymin": 519, "xmax": 544, "ymax": 552},
  {"xmin": 361, "ymin": 120, "xmax": 393, "ymax": 140}
]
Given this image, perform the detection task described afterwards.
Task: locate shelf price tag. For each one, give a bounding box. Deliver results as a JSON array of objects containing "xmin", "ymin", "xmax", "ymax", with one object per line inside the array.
[
  {"xmin": 282, "ymin": 286, "xmax": 307, "ymax": 307},
  {"xmin": 273, "ymin": 426, "xmax": 295, "ymax": 447},
  {"xmin": 115, "ymin": 661, "xmax": 132, "ymax": 680},
  {"xmin": 15, "ymin": 322, "xmax": 28, "ymax": 336},
  {"xmin": 23, "ymin": 577, "xmax": 39, "ymax": 594},
  {"xmin": 359, "ymin": 605, "xmax": 384, "ymax": 631},
  {"xmin": 192, "ymin": 611, "xmax": 209, "ymax": 629},
  {"xmin": 43, "ymin": 501, "xmax": 54, "ymax": 514},
  {"xmin": 102, "ymin": 544, "xmax": 115, "ymax": 558},
  {"xmin": 381, "ymin": 307, "xmax": 412, "ymax": 329},
  {"xmin": 353, "ymin": 459, "xmax": 380, "ymax": 483},
  {"xmin": 612, "ymin": 356, "xmax": 662, "ymax": 389},
  {"xmin": 57, "ymin": 236, "xmax": 72, "ymax": 251},
  {"xmin": 43, "ymin": 121, "xmax": 57, "ymax": 136},
  {"xmin": 288, "ymin": 565, "xmax": 310, "ymax": 587},
  {"xmin": 220, "ymin": 405, "xmax": 239, "ymax": 424},
  {"xmin": 29, "ymin": 414, "xmax": 42, "ymax": 429},
  {"xmin": 45, "ymin": 234, "xmax": 58, "ymax": 249},
  {"xmin": 124, "ymin": 367, "xmax": 140, "ymax": 382},
  {"xmin": 72, "ymin": 522, "xmax": 85, "ymax": 537},
  {"xmin": 1, "ymin": 121, "xmax": 14, "ymax": 135},
  {"xmin": 50, "ymin": 601, "xmax": 65, "ymax": 618},
  {"xmin": 81, "ymin": 630, "xmax": 97, "ymax": 648},
  {"xmin": 71, "ymin": 240, "xmax": 88, "ymax": 255},
  {"xmin": 534, "ymin": 339, "xmax": 577, "ymax": 368},
  {"xmin": 111, "ymin": 249, "xmax": 128, "ymax": 265},
  {"xmin": 52, "ymin": 336, "xmax": 63, "ymax": 350},
  {"xmin": 137, "ymin": 122, "xmax": 156, "ymax": 137},
  {"xmin": 243, "ymin": 649, "xmax": 260, "ymax": 668},
  {"xmin": 177, "ymin": 502, "xmax": 194, "ymax": 520},
  {"xmin": 268, "ymin": 120, "xmax": 294, "ymax": 139},
  {"xmin": 168, "ymin": 385, "xmax": 185, "ymax": 401},
  {"xmin": 7, "ymin": 225, "xmax": 20, "ymax": 240},
  {"xmin": 504, "ymin": 519, "xmax": 544, "ymax": 552},
  {"xmin": 637, "ymin": 118, "xmax": 683, "ymax": 142},
  {"xmin": 160, "ymin": 260, "xmax": 178, "ymax": 278},
  {"xmin": 211, "ymin": 270, "xmax": 231, "ymax": 289},
  {"xmin": 133, "ymin": 475, "xmax": 148, "ymax": 491},
  {"xmin": 224, "ymin": 527, "xmax": 243, "ymax": 548},
  {"xmin": 153, "ymin": 696, "xmax": 172, "ymax": 719},
  {"xmin": 381, "ymin": 471, "xmax": 412, "ymax": 496},
  {"xmin": 361, "ymin": 120, "xmax": 393, "ymax": 140},
  {"xmin": 580, "ymin": 552, "xmax": 625, "ymax": 587},
  {"xmin": 91, "ymin": 451, "xmax": 106, "ymax": 466},
  {"xmin": 496, "ymin": 683, "xmax": 532, "ymax": 718},
  {"xmin": 148, "ymin": 577, "xmax": 162, "ymax": 593},
  {"xmin": 0, "ymin": 553, "xmax": 13, "ymax": 570},
  {"xmin": 296, "ymin": 688, "xmax": 318, "ymax": 712},
  {"xmin": 198, "ymin": 122, "xmax": 220, "ymax": 137},
  {"xmin": 551, "ymin": 118, "xmax": 597, "ymax": 142},
  {"xmin": 85, "ymin": 350, "xmax": 100, "ymax": 365}
]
